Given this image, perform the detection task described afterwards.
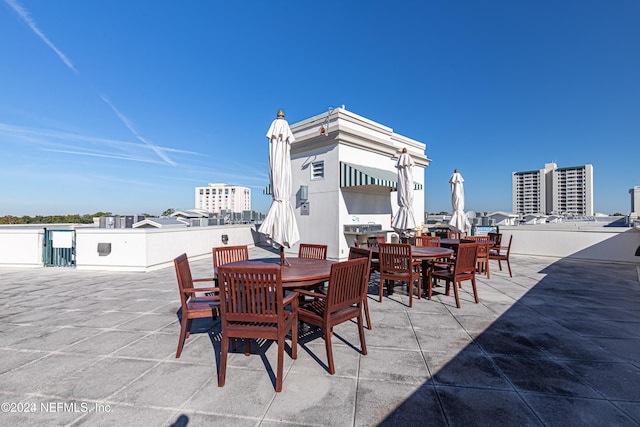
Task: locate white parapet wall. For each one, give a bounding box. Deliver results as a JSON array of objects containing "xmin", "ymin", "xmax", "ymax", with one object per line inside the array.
[
  {"xmin": 0, "ymin": 223, "xmax": 638, "ymax": 271},
  {"xmin": 75, "ymin": 224, "xmax": 261, "ymax": 271},
  {"xmin": 502, "ymin": 225, "xmax": 640, "ymax": 264},
  {"xmin": 0, "ymin": 224, "xmax": 263, "ymax": 271},
  {"xmin": 0, "ymin": 228, "xmax": 44, "ymax": 268}
]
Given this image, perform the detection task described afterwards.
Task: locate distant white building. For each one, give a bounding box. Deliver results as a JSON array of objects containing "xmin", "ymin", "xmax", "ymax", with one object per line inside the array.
[
  {"xmin": 487, "ymin": 211, "xmax": 519, "ymax": 226},
  {"xmin": 195, "ymin": 183, "xmax": 251, "ymax": 214},
  {"xmin": 630, "ymin": 186, "xmax": 640, "ymax": 218},
  {"xmin": 512, "ymin": 162, "xmax": 593, "ymax": 216}
]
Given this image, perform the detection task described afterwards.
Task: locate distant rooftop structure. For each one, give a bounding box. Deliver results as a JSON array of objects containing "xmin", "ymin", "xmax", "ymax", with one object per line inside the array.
[
  {"xmin": 132, "ymin": 218, "xmax": 188, "ymax": 229},
  {"xmin": 170, "ymin": 209, "xmax": 212, "ymax": 219}
]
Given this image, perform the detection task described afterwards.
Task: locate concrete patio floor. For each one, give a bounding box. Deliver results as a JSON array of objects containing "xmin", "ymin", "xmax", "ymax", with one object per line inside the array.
[{"xmin": 1, "ymin": 245, "xmax": 639, "ymax": 426}]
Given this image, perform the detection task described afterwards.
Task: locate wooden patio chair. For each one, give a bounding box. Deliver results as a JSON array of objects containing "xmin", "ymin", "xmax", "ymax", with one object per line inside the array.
[
  {"xmin": 348, "ymin": 246, "xmax": 373, "ymax": 329},
  {"xmin": 488, "ymin": 232, "xmax": 502, "ymax": 255},
  {"xmin": 447, "ymin": 230, "xmax": 465, "ymax": 239},
  {"xmin": 296, "ymin": 258, "xmax": 369, "ymax": 374},
  {"xmin": 414, "ymin": 235, "xmax": 447, "ymax": 290},
  {"xmin": 467, "ymin": 235, "xmax": 491, "ymax": 278},
  {"xmin": 213, "ymin": 245, "xmax": 249, "ymax": 275},
  {"xmin": 428, "ymin": 242, "xmax": 478, "ymax": 309},
  {"xmin": 364, "ymin": 236, "xmax": 384, "ymax": 273},
  {"xmin": 298, "ymin": 243, "xmax": 328, "ymax": 260},
  {"xmin": 217, "ymin": 265, "xmax": 298, "ymax": 392},
  {"xmin": 379, "ymin": 243, "xmax": 421, "ymax": 307},
  {"xmin": 415, "ymin": 235, "xmax": 441, "ymax": 247},
  {"xmin": 367, "ymin": 236, "xmax": 386, "ymax": 248},
  {"xmin": 489, "ymin": 235, "xmax": 513, "ymax": 277},
  {"xmin": 173, "ymin": 253, "xmax": 220, "ymax": 358}
]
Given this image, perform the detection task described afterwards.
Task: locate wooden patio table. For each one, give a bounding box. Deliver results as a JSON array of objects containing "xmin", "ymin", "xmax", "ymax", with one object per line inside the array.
[
  {"xmin": 217, "ymin": 257, "xmax": 335, "ymax": 289},
  {"xmin": 368, "ymin": 246, "xmax": 454, "ymax": 295},
  {"xmin": 440, "ymin": 238, "xmax": 495, "ymax": 248}
]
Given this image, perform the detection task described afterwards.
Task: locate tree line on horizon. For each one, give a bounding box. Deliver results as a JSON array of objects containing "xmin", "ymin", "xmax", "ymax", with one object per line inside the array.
[
  {"xmin": 0, "ymin": 209, "xmax": 176, "ymax": 225},
  {"xmin": 0, "ymin": 212, "xmax": 114, "ymax": 225}
]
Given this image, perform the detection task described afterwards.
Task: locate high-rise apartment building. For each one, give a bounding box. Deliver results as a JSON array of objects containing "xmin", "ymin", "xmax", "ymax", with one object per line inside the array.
[
  {"xmin": 512, "ymin": 163, "xmax": 593, "ymax": 216},
  {"xmin": 512, "ymin": 167, "xmax": 547, "ymax": 215},
  {"xmin": 195, "ymin": 183, "xmax": 251, "ymax": 214}
]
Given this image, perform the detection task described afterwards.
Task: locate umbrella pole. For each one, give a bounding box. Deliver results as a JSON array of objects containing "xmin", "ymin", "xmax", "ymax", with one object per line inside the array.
[{"xmin": 280, "ymin": 246, "xmax": 291, "ymax": 267}]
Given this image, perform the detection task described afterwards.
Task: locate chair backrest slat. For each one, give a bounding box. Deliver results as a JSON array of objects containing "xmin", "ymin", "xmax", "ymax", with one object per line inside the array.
[
  {"xmin": 488, "ymin": 232, "xmax": 502, "ymax": 248},
  {"xmin": 467, "ymin": 236, "xmax": 489, "ymax": 257},
  {"xmin": 379, "ymin": 243, "xmax": 413, "ymax": 273},
  {"xmin": 325, "ymin": 258, "xmax": 370, "ymax": 316},
  {"xmin": 218, "ymin": 266, "xmax": 282, "ymax": 324},
  {"xmin": 174, "ymin": 254, "xmax": 195, "ymax": 312},
  {"xmin": 213, "ymin": 245, "xmax": 249, "ymax": 270},
  {"xmin": 415, "ymin": 235, "xmax": 441, "ymax": 247},
  {"xmin": 454, "ymin": 243, "xmax": 478, "ymax": 275},
  {"xmin": 298, "ymin": 244, "xmax": 328, "ymax": 260}
]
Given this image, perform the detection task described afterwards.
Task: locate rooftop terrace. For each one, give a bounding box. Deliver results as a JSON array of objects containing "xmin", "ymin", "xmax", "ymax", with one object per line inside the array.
[{"xmin": 1, "ymin": 245, "xmax": 639, "ymax": 426}]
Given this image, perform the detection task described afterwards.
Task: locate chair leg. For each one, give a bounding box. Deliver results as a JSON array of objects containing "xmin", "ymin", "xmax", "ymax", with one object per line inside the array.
[
  {"xmin": 325, "ymin": 327, "xmax": 335, "ymax": 375},
  {"xmin": 427, "ymin": 270, "xmax": 433, "ymax": 300},
  {"xmin": 276, "ymin": 335, "xmax": 284, "ymax": 392},
  {"xmin": 471, "ymin": 277, "xmax": 479, "ymax": 303},
  {"xmin": 363, "ymin": 298, "xmax": 372, "ymax": 330},
  {"xmin": 486, "ymin": 258, "xmax": 491, "ymax": 279},
  {"xmin": 185, "ymin": 319, "xmax": 193, "ymax": 339},
  {"xmin": 452, "ymin": 281, "xmax": 461, "ymax": 308},
  {"xmin": 408, "ymin": 280, "xmax": 413, "ymax": 307},
  {"xmin": 506, "ymin": 259, "xmax": 512, "ymax": 277},
  {"xmin": 357, "ymin": 313, "xmax": 367, "ymax": 356},
  {"xmin": 378, "ymin": 277, "xmax": 384, "ymax": 302},
  {"xmin": 498, "ymin": 259, "xmax": 503, "ymax": 271},
  {"xmin": 244, "ymin": 338, "xmax": 250, "ymax": 356},
  {"xmin": 218, "ymin": 335, "xmax": 228, "ymax": 387},
  {"xmin": 176, "ymin": 317, "xmax": 189, "ymax": 358},
  {"xmin": 291, "ymin": 316, "xmax": 298, "ymax": 360}
]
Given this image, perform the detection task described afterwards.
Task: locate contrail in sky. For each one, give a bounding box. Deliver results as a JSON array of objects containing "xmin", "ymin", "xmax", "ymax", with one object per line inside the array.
[
  {"xmin": 4, "ymin": 0, "xmax": 78, "ymax": 73},
  {"xmin": 4, "ymin": 0, "xmax": 175, "ymax": 166},
  {"xmin": 100, "ymin": 95, "xmax": 176, "ymax": 166}
]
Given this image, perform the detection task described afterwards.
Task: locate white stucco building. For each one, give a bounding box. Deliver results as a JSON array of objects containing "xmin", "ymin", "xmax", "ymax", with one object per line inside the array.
[
  {"xmin": 195, "ymin": 183, "xmax": 251, "ymax": 214},
  {"xmin": 282, "ymin": 108, "xmax": 429, "ymax": 261}
]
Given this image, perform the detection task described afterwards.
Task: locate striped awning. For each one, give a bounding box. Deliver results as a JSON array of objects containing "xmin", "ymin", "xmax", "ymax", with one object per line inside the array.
[
  {"xmin": 264, "ymin": 162, "xmax": 423, "ymax": 195},
  {"xmin": 340, "ymin": 162, "xmax": 423, "ymax": 191}
]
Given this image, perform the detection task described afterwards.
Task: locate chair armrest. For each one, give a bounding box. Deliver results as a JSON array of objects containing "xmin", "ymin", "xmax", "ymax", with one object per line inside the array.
[
  {"xmin": 295, "ymin": 288, "xmax": 327, "ymax": 300},
  {"xmin": 283, "ymin": 291, "xmax": 300, "ymax": 307},
  {"xmin": 183, "ymin": 287, "xmax": 219, "ymax": 294},
  {"xmin": 193, "ymin": 277, "xmax": 216, "ymax": 283}
]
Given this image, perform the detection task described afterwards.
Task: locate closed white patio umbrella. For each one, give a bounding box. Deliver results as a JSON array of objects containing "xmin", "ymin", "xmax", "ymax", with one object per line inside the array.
[
  {"xmin": 258, "ymin": 109, "xmax": 300, "ymax": 265},
  {"xmin": 448, "ymin": 169, "xmax": 471, "ymax": 235},
  {"xmin": 391, "ymin": 148, "xmax": 416, "ymax": 242}
]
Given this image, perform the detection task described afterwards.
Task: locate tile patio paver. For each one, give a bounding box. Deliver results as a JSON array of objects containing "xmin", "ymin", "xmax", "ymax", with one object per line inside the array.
[{"xmin": 0, "ymin": 246, "xmax": 638, "ymax": 426}]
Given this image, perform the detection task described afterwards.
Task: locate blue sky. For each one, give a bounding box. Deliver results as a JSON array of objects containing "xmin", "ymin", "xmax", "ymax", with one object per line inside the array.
[{"xmin": 1, "ymin": 0, "xmax": 638, "ymax": 217}]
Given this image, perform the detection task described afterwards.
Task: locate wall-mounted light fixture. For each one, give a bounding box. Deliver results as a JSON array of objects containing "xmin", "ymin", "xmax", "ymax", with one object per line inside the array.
[
  {"xmin": 221, "ymin": 234, "xmax": 229, "ymax": 244},
  {"xmin": 300, "ymin": 185, "xmax": 308, "ymax": 202},
  {"xmin": 319, "ymin": 105, "xmax": 345, "ymax": 136},
  {"xmin": 97, "ymin": 242, "xmax": 111, "ymax": 256}
]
